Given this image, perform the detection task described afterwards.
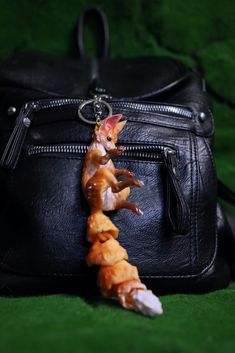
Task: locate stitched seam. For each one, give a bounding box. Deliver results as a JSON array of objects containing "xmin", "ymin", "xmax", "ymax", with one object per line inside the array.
[
  {"xmin": 0, "ymin": 231, "xmax": 218, "ymax": 278},
  {"xmin": 193, "ymin": 134, "xmax": 199, "ymax": 264},
  {"xmin": 121, "ymin": 111, "xmax": 213, "ymax": 137},
  {"xmin": 191, "ymin": 133, "xmax": 196, "ymax": 268},
  {"xmin": 0, "ymin": 248, "xmax": 13, "ymax": 266},
  {"xmin": 203, "ymin": 138, "xmax": 217, "ymax": 174},
  {"xmin": 141, "ymin": 231, "xmax": 218, "ymax": 279},
  {"xmin": 140, "ymin": 231, "xmax": 218, "ymax": 278},
  {"xmin": 189, "ymin": 133, "xmax": 193, "ymax": 271},
  {"xmin": 202, "ymin": 137, "xmax": 217, "ymax": 258}
]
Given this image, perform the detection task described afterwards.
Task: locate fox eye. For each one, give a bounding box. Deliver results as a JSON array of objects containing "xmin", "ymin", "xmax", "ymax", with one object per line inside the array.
[{"xmin": 107, "ymin": 136, "xmax": 112, "ymax": 141}]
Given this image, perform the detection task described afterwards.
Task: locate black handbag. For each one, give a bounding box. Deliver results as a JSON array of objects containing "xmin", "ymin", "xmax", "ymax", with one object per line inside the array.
[{"xmin": 0, "ymin": 7, "xmax": 234, "ymax": 296}]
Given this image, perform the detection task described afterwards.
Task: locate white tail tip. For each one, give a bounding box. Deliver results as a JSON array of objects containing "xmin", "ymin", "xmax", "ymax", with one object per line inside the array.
[{"xmin": 131, "ymin": 289, "xmax": 163, "ymax": 317}]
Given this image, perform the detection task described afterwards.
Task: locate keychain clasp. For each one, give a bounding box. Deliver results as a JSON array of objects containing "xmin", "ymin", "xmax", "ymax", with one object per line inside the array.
[{"xmin": 78, "ymin": 95, "xmax": 113, "ymax": 124}]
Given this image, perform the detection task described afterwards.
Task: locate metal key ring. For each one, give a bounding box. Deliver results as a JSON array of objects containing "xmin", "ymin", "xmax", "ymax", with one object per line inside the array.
[{"xmin": 78, "ymin": 98, "xmax": 113, "ymax": 124}]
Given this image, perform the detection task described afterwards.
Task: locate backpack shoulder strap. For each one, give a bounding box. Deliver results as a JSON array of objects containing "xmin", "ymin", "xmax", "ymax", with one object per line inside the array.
[{"xmin": 218, "ymin": 180, "xmax": 235, "ymax": 207}]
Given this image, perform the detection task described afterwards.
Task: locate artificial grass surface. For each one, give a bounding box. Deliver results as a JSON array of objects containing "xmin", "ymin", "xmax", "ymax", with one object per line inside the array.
[{"xmin": 0, "ymin": 283, "xmax": 235, "ymax": 353}]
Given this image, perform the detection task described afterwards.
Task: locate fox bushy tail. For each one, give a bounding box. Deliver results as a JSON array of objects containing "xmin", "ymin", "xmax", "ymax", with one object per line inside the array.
[{"xmin": 85, "ymin": 210, "xmax": 163, "ymax": 316}]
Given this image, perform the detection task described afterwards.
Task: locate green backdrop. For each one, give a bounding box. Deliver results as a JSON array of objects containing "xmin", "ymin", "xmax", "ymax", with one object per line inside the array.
[{"xmin": 0, "ymin": 1, "xmax": 235, "ymax": 353}]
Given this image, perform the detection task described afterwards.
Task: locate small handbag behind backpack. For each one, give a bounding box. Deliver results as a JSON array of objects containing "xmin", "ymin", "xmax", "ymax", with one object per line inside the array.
[{"xmin": 0, "ymin": 7, "xmax": 234, "ymax": 296}]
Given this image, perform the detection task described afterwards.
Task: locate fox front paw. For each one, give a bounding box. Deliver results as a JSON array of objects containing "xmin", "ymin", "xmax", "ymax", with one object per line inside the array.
[
  {"xmin": 126, "ymin": 171, "xmax": 135, "ymax": 178},
  {"xmin": 136, "ymin": 208, "xmax": 144, "ymax": 216},
  {"xmin": 117, "ymin": 146, "xmax": 126, "ymax": 154},
  {"xmin": 134, "ymin": 179, "xmax": 144, "ymax": 187}
]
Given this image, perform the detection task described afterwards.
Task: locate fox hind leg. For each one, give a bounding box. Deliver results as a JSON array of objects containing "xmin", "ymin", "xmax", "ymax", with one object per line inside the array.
[
  {"xmin": 116, "ymin": 200, "xmax": 143, "ymax": 215},
  {"xmin": 111, "ymin": 178, "xmax": 144, "ymax": 193}
]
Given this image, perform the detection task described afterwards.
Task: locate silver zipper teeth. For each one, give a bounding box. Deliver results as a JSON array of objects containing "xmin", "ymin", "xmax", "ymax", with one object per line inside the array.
[
  {"xmin": 28, "ymin": 144, "xmax": 167, "ymax": 159},
  {"xmin": 38, "ymin": 99, "xmax": 193, "ymax": 118},
  {"xmin": 40, "ymin": 99, "xmax": 82, "ymax": 110},
  {"xmin": 113, "ymin": 102, "xmax": 193, "ymax": 118}
]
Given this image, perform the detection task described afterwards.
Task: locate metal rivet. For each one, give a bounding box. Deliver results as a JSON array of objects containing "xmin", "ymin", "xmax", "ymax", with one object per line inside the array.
[
  {"xmin": 23, "ymin": 117, "xmax": 31, "ymax": 127},
  {"xmin": 7, "ymin": 106, "xmax": 17, "ymax": 116},
  {"xmin": 199, "ymin": 112, "xmax": 206, "ymax": 122}
]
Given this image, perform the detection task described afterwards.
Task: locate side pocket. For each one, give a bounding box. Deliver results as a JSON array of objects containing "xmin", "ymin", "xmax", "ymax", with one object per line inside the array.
[{"xmin": 195, "ymin": 136, "xmax": 217, "ymax": 268}]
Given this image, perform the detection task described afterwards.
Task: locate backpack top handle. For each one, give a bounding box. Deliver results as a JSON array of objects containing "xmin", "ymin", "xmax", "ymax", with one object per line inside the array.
[{"xmin": 77, "ymin": 6, "xmax": 110, "ymax": 59}]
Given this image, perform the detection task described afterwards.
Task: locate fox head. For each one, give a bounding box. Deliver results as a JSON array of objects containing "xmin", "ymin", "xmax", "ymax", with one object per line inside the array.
[{"xmin": 94, "ymin": 114, "xmax": 127, "ymax": 151}]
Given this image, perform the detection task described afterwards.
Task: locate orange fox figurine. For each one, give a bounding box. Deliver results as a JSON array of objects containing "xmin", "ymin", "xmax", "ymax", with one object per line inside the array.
[{"xmin": 82, "ymin": 114, "xmax": 163, "ymax": 316}]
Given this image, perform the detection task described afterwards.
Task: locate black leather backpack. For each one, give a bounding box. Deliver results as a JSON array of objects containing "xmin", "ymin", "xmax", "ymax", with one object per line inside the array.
[{"xmin": 0, "ymin": 7, "xmax": 234, "ymax": 296}]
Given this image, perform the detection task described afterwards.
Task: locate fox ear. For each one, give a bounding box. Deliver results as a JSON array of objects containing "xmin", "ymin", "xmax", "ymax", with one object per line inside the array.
[
  {"xmin": 113, "ymin": 120, "xmax": 127, "ymax": 135},
  {"xmin": 103, "ymin": 114, "xmax": 123, "ymax": 131}
]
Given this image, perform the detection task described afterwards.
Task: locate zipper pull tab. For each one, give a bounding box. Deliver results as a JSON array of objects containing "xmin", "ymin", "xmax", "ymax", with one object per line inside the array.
[
  {"xmin": 0, "ymin": 101, "xmax": 39, "ymax": 169},
  {"xmin": 164, "ymin": 148, "xmax": 190, "ymax": 234},
  {"xmin": 164, "ymin": 148, "xmax": 180, "ymax": 179},
  {"xmin": 93, "ymin": 94, "xmax": 112, "ymax": 123}
]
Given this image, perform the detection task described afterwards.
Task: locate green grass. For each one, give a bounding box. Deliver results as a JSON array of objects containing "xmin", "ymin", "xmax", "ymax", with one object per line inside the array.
[{"xmin": 0, "ymin": 283, "xmax": 235, "ymax": 353}]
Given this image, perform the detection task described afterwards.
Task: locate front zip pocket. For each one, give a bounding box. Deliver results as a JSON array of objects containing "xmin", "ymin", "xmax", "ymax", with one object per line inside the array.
[
  {"xmin": 27, "ymin": 143, "xmax": 189, "ymax": 234},
  {"xmin": 0, "ymin": 98, "xmax": 194, "ymax": 170},
  {"xmin": 1, "ymin": 97, "xmax": 190, "ymax": 234}
]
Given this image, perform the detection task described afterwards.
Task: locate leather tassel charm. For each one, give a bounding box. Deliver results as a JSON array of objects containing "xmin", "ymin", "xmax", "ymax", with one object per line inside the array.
[{"xmin": 82, "ymin": 114, "xmax": 163, "ymax": 316}]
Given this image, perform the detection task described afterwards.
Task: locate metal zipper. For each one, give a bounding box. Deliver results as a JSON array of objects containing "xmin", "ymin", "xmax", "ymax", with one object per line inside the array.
[
  {"xmin": 113, "ymin": 102, "xmax": 193, "ymax": 118},
  {"xmin": 27, "ymin": 143, "xmax": 169, "ymax": 160},
  {"xmin": 0, "ymin": 97, "xmax": 193, "ymax": 170},
  {"xmin": 20, "ymin": 98, "xmax": 193, "ymax": 117},
  {"xmin": 27, "ymin": 143, "xmax": 189, "ymax": 234}
]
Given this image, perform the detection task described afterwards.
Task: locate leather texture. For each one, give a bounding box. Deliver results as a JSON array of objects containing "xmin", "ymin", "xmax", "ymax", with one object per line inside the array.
[
  {"xmin": 0, "ymin": 55, "xmax": 229, "ymax": 293},
  {"xmin": 0, "ymin": 52, "xmax": 186, "ymax": 99},
  {"xmin": 0, "ymin": 50, "xmax": 232, "ymax": 295}
]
